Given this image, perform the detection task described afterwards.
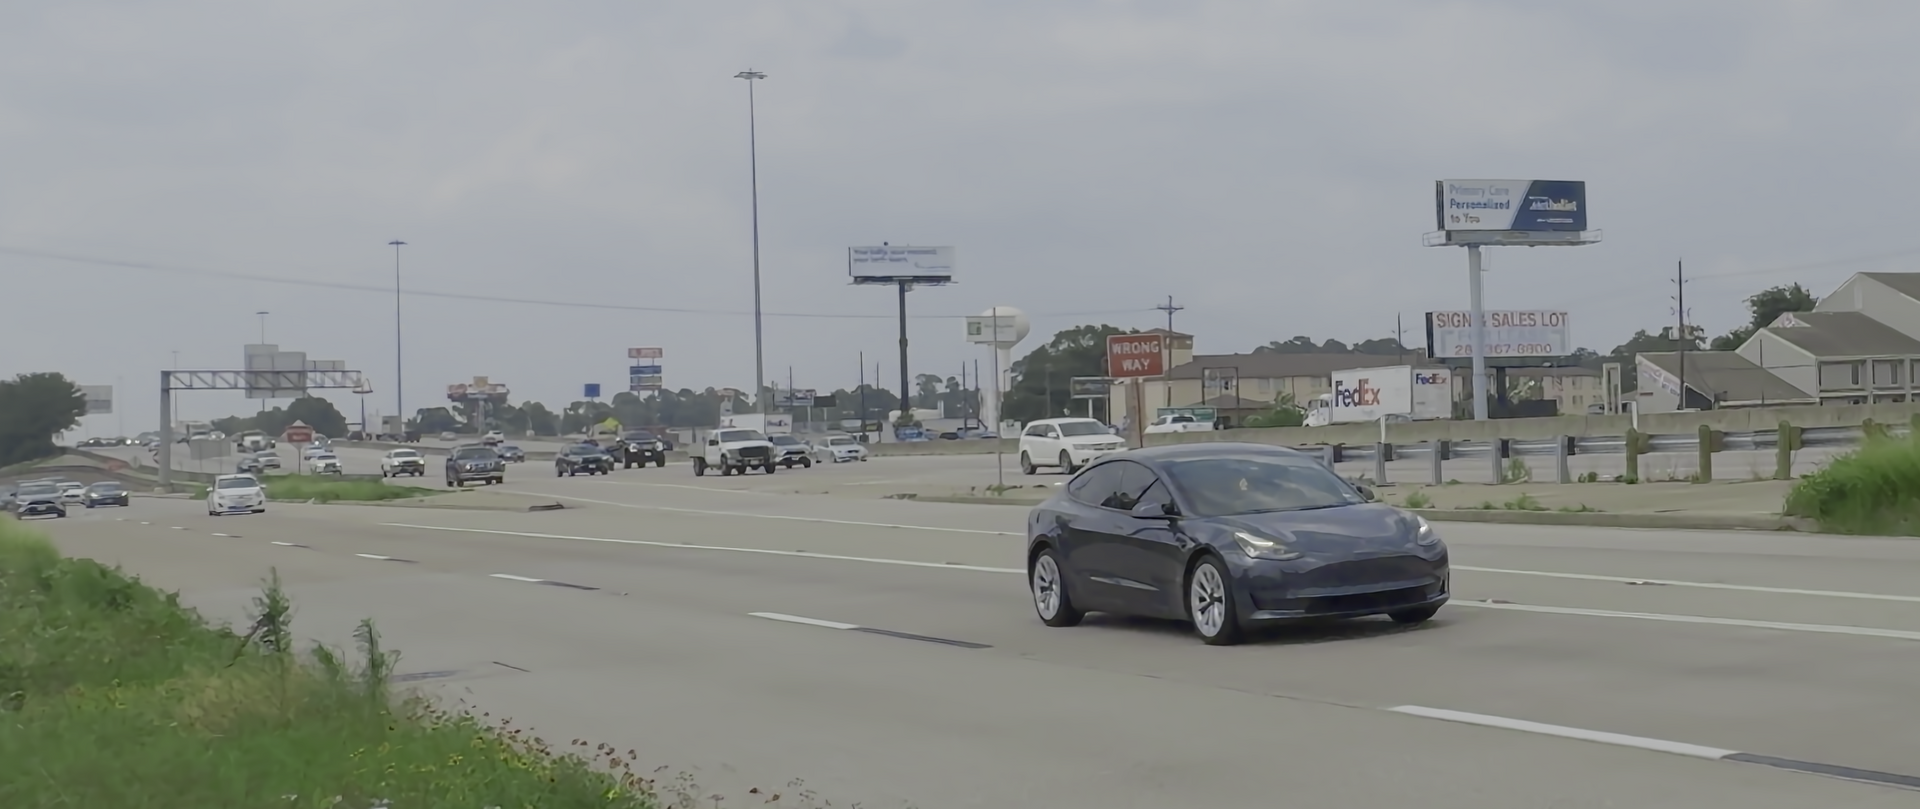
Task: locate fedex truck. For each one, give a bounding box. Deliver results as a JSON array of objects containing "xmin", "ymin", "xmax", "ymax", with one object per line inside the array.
[
  {"xmin": 1303, "ymin": 366, "xmax": 1452, "ymax": 427},
  {"xmin": 717, "ymin": 413, "xmax": 793, "ymax": 436}
]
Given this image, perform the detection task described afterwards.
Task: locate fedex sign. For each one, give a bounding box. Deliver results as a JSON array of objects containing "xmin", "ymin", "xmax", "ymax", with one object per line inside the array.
[
  {"xmin": 1333, "ymin": 378, "xmax": 1382, "ymax": 408},
  {"xmin": 1414, "ymin": 372, "xmax": 1447, "ymax": 385}
]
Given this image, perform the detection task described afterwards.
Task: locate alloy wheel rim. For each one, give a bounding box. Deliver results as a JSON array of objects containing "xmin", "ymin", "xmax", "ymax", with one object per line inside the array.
[
  {"xmin": 1033, "ymin": 556, "xmax": 1061, "ymax": 618},
  {"xmin": 1191, "ymin": 564, "xmax": 1225, "ymax": 636}
]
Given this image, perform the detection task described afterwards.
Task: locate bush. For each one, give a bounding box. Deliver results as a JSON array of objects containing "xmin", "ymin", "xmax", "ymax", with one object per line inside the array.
[
  {"xmin": 0, "ymin": 523, "xmax": 656, "ymax": 808},
  {"xmin": 1783, "ymin": 434, "xmax": 1920, "ymax": 535},
  {"xmin": 191, "ymin": 474, "xmax": 438, "ymax": 503}
]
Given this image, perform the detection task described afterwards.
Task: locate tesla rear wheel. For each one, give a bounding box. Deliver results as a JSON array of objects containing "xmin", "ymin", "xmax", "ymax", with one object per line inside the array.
[
  {"xmin": 1031, "ymin": 549, "xmax": 1083, "ymax": 627},
  {"xmin": 1020, "ymin": 452, "xmax": 1036, "ymax": 475},
  {"xmin": 1388, "ymin": 605, "xmax": 1440, "ymax": 625},
  {"xmin": 1189, "ymin": 557, "xmax": 1245, "ymax": 646}
]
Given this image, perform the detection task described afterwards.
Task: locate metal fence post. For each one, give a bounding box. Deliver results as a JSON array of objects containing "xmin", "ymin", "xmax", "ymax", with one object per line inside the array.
[
  {"xmin": 1488, "ymin": 440, "xmax": 1505, "ymax": 483},
  {"xmin": 1429, "ymin": 440, "xmax": 1444, "ymax": 485},
  {"xmin": 1554, "ymin": 435, "xmax": 1571, "ymax": 484},
  {"xmin": 1321, "ymin": 445, "xmax": 1336, "ymax": 471},
  {"xmin": 1374, "ymin": 443, "xmax": 1388, "ymax": 486}
]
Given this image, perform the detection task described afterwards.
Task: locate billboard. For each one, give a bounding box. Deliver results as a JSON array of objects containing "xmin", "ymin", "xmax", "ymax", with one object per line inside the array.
[
  {"xmin": 775, "ymin": 389, "xmax": 816, "ymax": 408},
  {"xmin": 1426, "ymin": 310, "xmax": 1571, "ymax": 358},
  {"xmin": 80, "ymin": 385, "xmax": 112, "ymax": 415},
  {"xmin": 848, "ymin": 246, "xmax": 955, "ymax": 280},
  {"xmin": 1435, "ymin": 180, "xmax": 1587, "ymax": 232},
  {"xmin": 965, "ymin": 316, "xmax": 1021, "ymax": 344},
  {"xmin": 244, "ymin": 344, "xmax": 308, "ymax": 399},
  {"xmin": 630, "ymin": 374, "xmax": 664, "ymax": 391},
  {"xmin": 1327, "ymin": 366, "xmax": 1452, "ymax": 424},
  {"xmin": 628, "ymin": 347, "xmax": 663, "ymax": 359},
  {"xmin": 1069, "ymin": 377, "xmax": 1111, "ymax": 398},
  {"xmin": 1105, "ymin": 334, "xmax": 1165, "ymax": 378},
  {"xmin": 447, "ymin": 381, "xmax": 510, "ymax": 401}
]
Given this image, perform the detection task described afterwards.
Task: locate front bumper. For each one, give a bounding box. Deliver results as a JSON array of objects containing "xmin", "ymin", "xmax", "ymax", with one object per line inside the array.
[
  {"xmin": 829, "ymin": 449, "xmax": 867, "ymax": 461},
  {"xmin": 84, "ymin": 496, "xmax": 129, "ymax": 507},
  {"xmin": 450, "ymin": 466, "xmax": 503, "ymax": 481},
  {"xmin": 1067, "ymin": 445, "xmax": 1126, "ymax": 465},
  {"xmin": 1234, "ymin": 555, "xmax": 1450, "ymax": 622},
  {"xmin": 213, "ymin": 498, "xmax": 263, "ymax": 512},
  {"xmin": 19, "ymin": 502, "xmax": 64, "ymax": 516},
  {"xmin": 388, "ymin": 463, "xmax": 425, "ymax": 474}
]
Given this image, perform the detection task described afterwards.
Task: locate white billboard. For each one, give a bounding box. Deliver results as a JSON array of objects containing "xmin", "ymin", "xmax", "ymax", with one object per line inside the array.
[
  {"xmin": 848, "ymin": 246, "xmax": 954, "ymax": 279},
  {"xmin": 1426, "ymin": 310, "xmax": 1571, "ymax": 359},
  {"xmin": 964, "ymin": 316, "xmax": 1021, "ymax": 344},
  {"xmin": 1435, "ymin": 180, "xmax": 1588, "ymax": 232},
  {"xmin": 244, "ymin": 344, "xmax": 308, "ymax": 399},
  {"xmin": 80, "ymin": 385, "xmax": 112, "ymax": 415}
]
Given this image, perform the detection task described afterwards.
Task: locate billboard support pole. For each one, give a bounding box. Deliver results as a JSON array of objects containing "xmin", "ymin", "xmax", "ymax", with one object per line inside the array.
[
  {"xmin": 897, "ymin": 280, "xmax": 912, "ymax": 427},
  {"xmin": 1468, "ymin": 245, "xmax": 1490, "ymax": 421},
  {"xmin": 158, "ymin": 372, "xmax": 173, "ymax": 490}
]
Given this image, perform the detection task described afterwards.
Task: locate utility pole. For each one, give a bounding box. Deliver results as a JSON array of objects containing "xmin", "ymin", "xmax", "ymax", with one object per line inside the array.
[
  {"xmin": 1153, "ymin": 295, "xmax": 1185, "ymax": 407},
  {"xmin": 389, "ymin": 240, "xmax": 407, "ymax": 430},
  {"xmin": 1672, "ymin": 259, "xmax": 1691, "ymax": 410}
]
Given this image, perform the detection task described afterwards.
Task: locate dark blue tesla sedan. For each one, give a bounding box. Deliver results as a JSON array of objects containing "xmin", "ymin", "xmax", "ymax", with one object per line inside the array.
[{"xmin": 1025, "ymin": 443, "xmax": 1449, "ymax": 645}]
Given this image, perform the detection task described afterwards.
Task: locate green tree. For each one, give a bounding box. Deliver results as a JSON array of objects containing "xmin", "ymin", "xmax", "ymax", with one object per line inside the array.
[
  {"xmin": 0, "ymin": 372, "xmax": 88, "ymax": 466},
  {"xmin": 1711, "ymin": 283, "xmax": 1820, "ymax": 350},
  {"xmin": 283, "ymin": 396, "xmax": 348, "ymax": 438},
  {"xmin": 1002, "ymin": 324, "xmax": 1130, "ymax": 423},
  {"xmin": 519, "ymin": 401, "xmax": 560, "ymax": 435},
  {"xmin": 1241, "ymin": 394, "xmax": 1305, "ymax": 428}
]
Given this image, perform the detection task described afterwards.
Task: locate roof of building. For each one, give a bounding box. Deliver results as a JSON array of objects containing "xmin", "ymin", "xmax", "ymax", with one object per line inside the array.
[
  {"xmin": 1859, "ymin": 273, "xmax": 1920, "ymax": 302},
  {"xmin": 1164, "ymin": 352, "xmax": 1427, "ymax": 380},
  {"xmin": 1637, "ymin": 351, "xmax": 1813, "ymax": 405},
  {"xmin": 1761, "ymin": 310, "xmax": 1920, "ymax": 357}
]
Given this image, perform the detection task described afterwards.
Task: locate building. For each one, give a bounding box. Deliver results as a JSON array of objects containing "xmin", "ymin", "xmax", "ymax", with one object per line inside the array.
[
  {"xmin": 1635, "ymin": 272, "xmax": 1920, "ymax": 412},
  {"xmin": 1502, "ymin": 366, "xmax": 1609, "ymax": 414}
]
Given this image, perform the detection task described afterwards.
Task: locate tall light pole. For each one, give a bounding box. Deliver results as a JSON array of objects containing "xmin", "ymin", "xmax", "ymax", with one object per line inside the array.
[
  {"xmin": 389, "ymin": 240, "xmax": 407, "ymax": 429},
  {"xmin": 256, "ymin": 310, "xmax": 269, "ymax": 343},
  {"xmin": 735, "ymin": 69, "xmax": 768, "ymax": 414}
]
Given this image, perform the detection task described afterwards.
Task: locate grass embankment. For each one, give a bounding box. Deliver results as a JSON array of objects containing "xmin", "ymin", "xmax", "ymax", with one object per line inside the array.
[
  {"xmin": 0, "ymin": 522, "xmax": 657, "ymax": 808},
  {"xmin": 192, "ymin": 473, "xmax": 439, "ymax": 503},
  {"xmin": 1784, "ymin": 433, "xmax": 1920, "ymax": 535}
]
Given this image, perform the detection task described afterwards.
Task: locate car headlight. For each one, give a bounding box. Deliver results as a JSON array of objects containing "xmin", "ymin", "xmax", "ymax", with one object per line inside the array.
[
  {"xmin": 1414, "ymin": 516, "xmax": 1440, "ymax": 546},
  {"xmin": 1232, "ymin": 531, "xmax": 1302, "ymax": 561}
]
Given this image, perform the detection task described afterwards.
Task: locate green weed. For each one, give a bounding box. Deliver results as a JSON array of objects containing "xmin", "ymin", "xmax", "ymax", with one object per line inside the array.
[
  {"xmin": 1402, "ymin": 490, "xmax": 1433, "ymax": 509},
  {"xmin": 1784, "ymin": 434, "xmax": 1920, "ymax": 535},
  {"xmin": 1503, "ymin": 493, "xmax": 1546, "ymax": 511},
  {"xmin": 190, "ymin": 473, "xmax": 438, "ymax": 503}
]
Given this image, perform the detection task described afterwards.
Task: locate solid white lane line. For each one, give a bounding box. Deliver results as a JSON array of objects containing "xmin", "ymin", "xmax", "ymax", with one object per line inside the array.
[
  {"xmin": 271, "ymin": 541, "xmax": 303, "ymax": 547},
  {"xmin": 750, "ymin": 612, "xmax": 861, "ymax": 631},
  {"xmin": 1388, "ymin": 706, "xmax": 1739, "ymax": 760},
  {"xmin": 356, "ymin": 554, "xmax": 393, "ymax": 560},
  {"xmin": 170, "ymin": 526, "xmax": 186, "ymax": 530},
  {"xmin": 488, "ymin": 492, "xmax": 1021, "ymax": 536},
  {"xmin": 489, "ymin": 573, "xmax": 545, "ymax": 582},
  {"xmin": 383, "ymin": 524, "xmax": 1026, "ymax": 574},
  {"xmin": 211, "ymin": 533, "xmax": 236, "ymax": 538},
  {"xmin": 138, "ymin": 521, "xmax": 152, "ymax": 525},
  {"xmin": 1456, "ymin": 565, "xmax": 1920, "ymax": 604},
  {"xmin": 1455, "ymin": 601, "xmax": 1920, "ymax": 641}
]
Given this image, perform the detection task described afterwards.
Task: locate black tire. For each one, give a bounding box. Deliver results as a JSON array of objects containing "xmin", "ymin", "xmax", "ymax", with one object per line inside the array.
[
  {"xmin": 1188, "ymin": 555, "xmax": 1246, "ymax": 646},
  {"xmin": 764, "ymin": 463, "xmax": 777, "ymax": 474},
  {"xmin": 800, "ymin": 458, "xmax": 812, "ymax": 468},
  {"xmin": 1030, "ymin": 548, "xmax": 1084, "ymax": 627},
  {"xmin": 782, "ymin": 459, "xmax": 794, "ymax": 468},
  {"xmin": 1020, "ymin": 452, "xmax": 1036, "ymax": 475},
  {"xmin": 1388, "ymin": 605, "xmax": 1441, "ymax": 625},
  {"xmin": 1059, "ymin": 450, "xmax": 1076, "ymax": 475},
  {"xmin": 693, "ymin": 458, "xmax": 707, "ymax": 477},
  {"xmin": 555, "ymin": 466, "xmax": 563, "ymax": 477},
  {"xmin": 654, "ymin": 457, "xmax": 665, "ymax": 468}
]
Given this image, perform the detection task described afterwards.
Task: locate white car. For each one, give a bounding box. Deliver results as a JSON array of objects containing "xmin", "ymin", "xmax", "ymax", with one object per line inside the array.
[
  {"xmin": 309, "ymin": 453, "xmax": 343, "ymax": 475},
  {"xmin": 380, "ymin": 448, "xmax": 428, "ymax": 477},
  {"xmin": 207, "ymin": 474, "xmax": 267, "ymax": 515},
  {"xmin": 56, "ymin": 481, "xmax": 87, "ymax": 504},
  {"xmin": 482, "ymin": 430, "xmax": 505, "ymax": 445},
  {"xmin": 301, "ymin": 444, "xmax": 331, "ymax": 461},
  {"xmin": 255, "ymin": 452, "xmax": 283, "ymax": 470},
  {"xmin": 814, "ymin": 434, "xmax": 870, "ymax": 463},
  {"xmin": 1018, "ymin": 417, "xmax": 1127, "ymax": 475}
]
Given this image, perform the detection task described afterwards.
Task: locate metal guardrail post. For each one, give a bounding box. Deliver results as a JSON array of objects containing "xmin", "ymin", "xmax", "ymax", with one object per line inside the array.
[
  {"xmin": 1320, "ymin": 445, "xmax": 1336, "ymax": 470},
  {"xmin": 1488, "ymin": 441, "xmax": 1504, "ymax": 483},
  {"xmin": 1696, "ymin": 424, "xmax": 1714, "ymax": 483},
  {"xmin": 1624, "ymin": 428, "xmax": 1641, "ymax": 482},
  {"xmin": 1429, "ymin": 441, "xmax": 1444, "ymax": 485},
  {"xmin": 1554, "ymin": 435, "xmax": 1571, "ymax": 484},
  {"xmin": 1374, "ymin": 443, "xmax": 1388, "ymax": 485}
]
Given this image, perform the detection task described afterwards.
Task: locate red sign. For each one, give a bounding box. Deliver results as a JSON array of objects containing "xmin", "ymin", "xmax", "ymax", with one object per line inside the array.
[
  {"xmin": 283, "ymin": 420, "xmax": 314, "ymax": 444},
  {"xmin": 628, "ymin": 347, "xmax": 664, "ymax": 359},
  {"xmin": 1106, "ymin": 334, "xmax": 1166, "ymax": 378}
]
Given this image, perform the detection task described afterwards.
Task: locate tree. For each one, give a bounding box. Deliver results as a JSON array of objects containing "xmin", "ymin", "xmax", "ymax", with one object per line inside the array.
[
  {"xmin": 1711, "ymin": 283, "xmax": 1819, "ymax": 350},
  {"xmin": 1254, "ymin": 336, "xmax": 1411, "ymax": 355},
  {"xmin": 1002, "ymin": 324, "xmax": 1131, "ymax": 423},
  {"xmin": 0, "ymin": 372, "xmax": 88, "ymax": 467},
  {"xmin": 284, "ymin": 397, "xmax": 349, "ymax": 438},
  {"xmin": 1241, "ymin": 394, "xmax": 1305, "ymax": 428}
]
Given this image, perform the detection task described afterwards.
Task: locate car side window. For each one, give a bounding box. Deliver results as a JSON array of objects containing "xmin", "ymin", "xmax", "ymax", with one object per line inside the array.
[
  {"xmin": 1065, "ymin": 462, "xmax": 1125, "ymax": 506},
  {"xmin": 1024, "ymin": 424, "xmax": 1049, "ymax": 438},
  {"xmin": 1102, "ymin": 461, "xmax": 1161, "ymax": 511}
]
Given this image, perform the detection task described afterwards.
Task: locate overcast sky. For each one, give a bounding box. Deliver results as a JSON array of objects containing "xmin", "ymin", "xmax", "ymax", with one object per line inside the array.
[{"xmin": 8, "ymin": 0, "xmax": 1920, "ymax": 434}]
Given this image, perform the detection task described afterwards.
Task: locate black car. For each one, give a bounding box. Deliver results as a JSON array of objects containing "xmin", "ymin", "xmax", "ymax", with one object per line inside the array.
[
  {"xmin": 83, "ymin": 481, "xmax": 131, "ymax": 508},
  {"xmin": 1025, "ymin": 443, "xmax": 1449, "ymax": 646},
  {"xmin": 555, "ymin": 444, "xmax": 614, "ymax": 477},
  {"xmin": 616, "ymin": 430, "xmax": 666, "ymax": 469},
  {"xmin": 445, "ymin": 445, "xmax": 506, "ymax": 487},
  {"xmin": 768, "ymin": 434, "xmax": 814, "ymax": 468},
  {"xmin": 12, "ymin": 482, "xmax": 66, "ymax": 519},
  {"xmin": 497, "ymin": 444, "xmax": 526, "ymax": 463}
]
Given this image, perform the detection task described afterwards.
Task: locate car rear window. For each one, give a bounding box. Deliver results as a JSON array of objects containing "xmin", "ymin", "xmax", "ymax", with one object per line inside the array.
[{"xmin": 215, "ymin": 478, "xmax": 257, "ymax": 490}]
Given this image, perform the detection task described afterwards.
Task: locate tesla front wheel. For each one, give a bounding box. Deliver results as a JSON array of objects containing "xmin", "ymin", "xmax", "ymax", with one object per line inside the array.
[
  {"xmin": 1031, "ymin": 549, "xmax": 1083, "ymax": 627},
  {"xmin": 1188, "ymin": 556, "xmax": 1245, "ymax": 646}
]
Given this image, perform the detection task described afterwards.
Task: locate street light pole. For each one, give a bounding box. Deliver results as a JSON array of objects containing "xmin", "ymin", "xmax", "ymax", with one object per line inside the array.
[
  {"xmin": 389, "ymin": 240, "xmax": 407, "ymax": 430},
  {"xmin": 256, "ymin": 311, "xmax": 269, "ymax": 343},
  {"xmin": 735, "ymin": 70, "xmax": 768, "ymax": 415}
]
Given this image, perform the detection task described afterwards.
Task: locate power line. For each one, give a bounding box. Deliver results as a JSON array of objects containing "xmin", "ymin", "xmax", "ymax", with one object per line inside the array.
[{"xmin": 0, "ymin": 245, "xmax": 1153, "ymax": 322}]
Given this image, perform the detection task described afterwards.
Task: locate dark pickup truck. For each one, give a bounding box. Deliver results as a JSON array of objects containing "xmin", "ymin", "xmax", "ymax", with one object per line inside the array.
[{"xmin": 616, "ymin": 430, "xmax": 667, "ymax": 469}]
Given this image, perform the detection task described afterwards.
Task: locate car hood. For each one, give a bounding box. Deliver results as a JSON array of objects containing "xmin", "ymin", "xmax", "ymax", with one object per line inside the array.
[
  {"xmin": 1205, "ymin": 504, "xmax": 1425, "ymax": 556},
  {"xmin": 1062, "ymin": 434, "xmax": 1123, "ymax": 445}
]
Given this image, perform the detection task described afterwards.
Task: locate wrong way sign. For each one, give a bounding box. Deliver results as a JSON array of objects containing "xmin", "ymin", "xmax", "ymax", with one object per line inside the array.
[{"xmin": 1106, "ymin": 334, "xmax": 1165, "ymax": 378}]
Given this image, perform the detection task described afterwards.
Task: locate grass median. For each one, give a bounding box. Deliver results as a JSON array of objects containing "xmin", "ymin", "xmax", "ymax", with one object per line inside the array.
[
  {"xmin": 0, "ymin": 521, "xmax": 660, "ymax": 808},
  {"xmin": 1784, "ymin": 433, "xmax": 1920, "ymax": 535},
  {"xmin": 191, "ymin": 473, "xmax": 439, "ymax": 504}
]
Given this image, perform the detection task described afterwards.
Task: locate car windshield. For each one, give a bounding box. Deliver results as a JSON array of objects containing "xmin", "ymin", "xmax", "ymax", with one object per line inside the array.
[
  {"xmin": 769, "ymin": 435, "xmax": 802, "ymax": 445},
  {"xmin": 623, "ymin": 432, "xmax": 654, "ymax": 441},
  {"xmin": 570, "ymin": 445, "xmax": 603, "ymax": 455},
  {"xmin": 828, "ymin": 437, "xmax": 857, "ymax": 446},
  {"xmin": 453, "ymin": 448, "xmax": 495, "ymax": 460},
  {"xmin": 59, "ymin": 482, "xmax": 84, "ymax": 489},
  {"xmin": 1055, "ymin": 421, "xmax": 1109, "ymax": 437},
  {"xmin": 717, "ymin": 430, "xmax": 766, "ymax": 443},
  {"xmin": 215, "ymin": 478, "xmax": 258, "ymax": 490},
  {"xmin": 88, "ymin": 483, "xmax": 124, "ymax": 492},
  {"xmin": 17, "ymin": 484, "xmax": 57, "ymax": 496},
  {"xmin": 500, "ymin": 445, "xmax": 520, "ymax": 451},
  {"xmin": 314, "ymin": 454, "xmax": 338, "ymax": 461},
  {"xmin": 390, "ymin": 451, "xmax": 420, "ymax": 459},
  {"xmin": 1161, "ymin": 455, "xmax": 1365, "ymax": 518}
]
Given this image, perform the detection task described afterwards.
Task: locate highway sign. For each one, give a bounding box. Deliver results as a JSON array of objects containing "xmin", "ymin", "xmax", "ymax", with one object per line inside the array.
[
  {"xmin": 1105, "ymin": 334, "xmax": 1165, "ymax": 378},
  {"xmin": 283, "ymin": 420, "xmax": 314, "ymax": 444},
  {"xmin": 584, "ymin": 383, "xmax": 601, "ymax": 399}
]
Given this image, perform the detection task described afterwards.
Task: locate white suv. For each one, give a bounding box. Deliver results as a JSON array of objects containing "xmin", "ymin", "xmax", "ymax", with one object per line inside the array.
[{"xmin": 1018, "ymin": 418, "xmax": 1126, "ymax": 475}]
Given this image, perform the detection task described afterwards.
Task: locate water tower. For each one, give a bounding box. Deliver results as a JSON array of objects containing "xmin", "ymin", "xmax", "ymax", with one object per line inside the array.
[{"xmin": 968, "ymin": 306, "xmax": 1030, "ymax": 431}]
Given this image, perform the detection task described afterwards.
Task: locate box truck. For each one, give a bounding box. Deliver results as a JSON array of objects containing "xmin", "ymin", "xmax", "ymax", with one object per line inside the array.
[{"xmin": 1303, "ymin": 366, "xmax": 1452, "ymax": 427}]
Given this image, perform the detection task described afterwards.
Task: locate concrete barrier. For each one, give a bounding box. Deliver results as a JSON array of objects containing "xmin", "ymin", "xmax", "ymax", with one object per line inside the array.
[{"xmin": 867, "ymin": 439, "xmax": 1018, "ymax": 457}]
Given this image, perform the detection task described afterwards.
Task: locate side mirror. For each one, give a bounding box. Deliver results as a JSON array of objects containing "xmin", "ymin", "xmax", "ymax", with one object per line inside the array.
[
  {"xmin": 1356, "ymin": 484, "xmax": 1377, "ymax": 502},
  {"xmin": 707, "ymin": 439, "xmax": 719, "ymax": 446},
  {"xmin": 1130, "ymin": 501, "xmax": 1178, "ymax": 520}
]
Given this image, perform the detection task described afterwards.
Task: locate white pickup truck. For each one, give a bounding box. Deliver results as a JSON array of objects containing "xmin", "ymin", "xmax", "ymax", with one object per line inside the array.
[{"xmin": 1144, "ymin": 414, "xmax": 1216, "ymax": 434}]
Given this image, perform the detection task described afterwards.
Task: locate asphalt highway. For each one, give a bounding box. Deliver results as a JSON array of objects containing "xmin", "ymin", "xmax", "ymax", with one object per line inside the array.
[{"xmin": 33, "ymin": 467, "xmax": 1920, "ymax": 806}]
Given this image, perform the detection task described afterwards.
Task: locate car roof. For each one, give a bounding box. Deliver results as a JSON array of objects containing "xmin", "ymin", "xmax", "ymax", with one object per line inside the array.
[
  {"xmin": 1101, "ymin": 442, "xmax": 1314, "ymax": 465},
  {"xmin": 214, "ymin": 474, "xmax": 259, "ymax": 481},
  {"xmin": 1029, "ymin": 417, "xmax": 1103, "ymax": 425}
]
